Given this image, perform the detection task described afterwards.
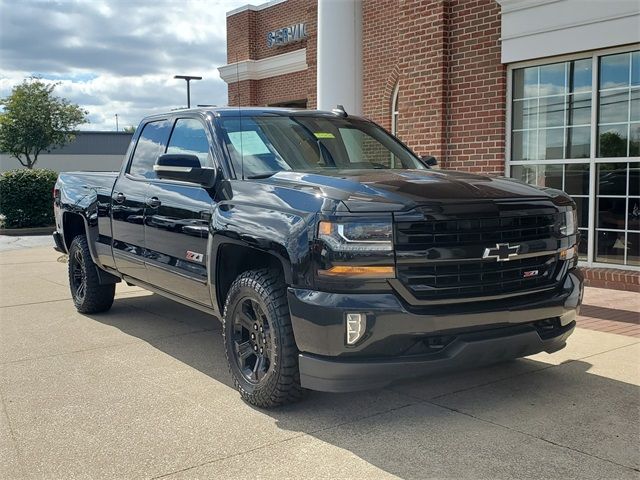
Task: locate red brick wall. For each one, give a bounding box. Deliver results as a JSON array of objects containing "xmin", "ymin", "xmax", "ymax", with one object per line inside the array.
[
  {"xmin": 227, "ymin": 0, "xmax": 505, "ymax": 173},
  {"xmin": 361, "ymin": 0, "xmax": 506, "ymax": 175},
  {"xmin": 226, "ymin": 0, "xmax": 317, "ymax": 107},
  {"xmin": 362, "ymin": 0, "xmax": 401, "ymax": 132},
  {"xmin": 226, "ymin": 10, "xmax": 256, "ymax": 63},
  {"xmin": 228, "ymin": 79, "xmax": 258, "ymax": 107},
  {"xmin": 444, "ymin": 0, "xmax": 505, "ymax": 175},
  {"xmin": 396, "ymin": 0, "xmax": 449, "ymax": 163},
  {"xmin": 256, "ymin": 70, "xmax": 308, "ymax": 105}
]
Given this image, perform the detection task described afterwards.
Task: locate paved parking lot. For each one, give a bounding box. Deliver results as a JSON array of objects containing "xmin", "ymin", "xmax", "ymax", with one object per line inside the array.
[{"xmin": 0, "ymin": 242, "xmax": 638, "ymax": 479}]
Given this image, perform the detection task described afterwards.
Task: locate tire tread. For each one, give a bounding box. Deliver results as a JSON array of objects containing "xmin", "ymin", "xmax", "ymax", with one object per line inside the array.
[
  {"xmin": 68, "ymin": 235, "xmax": 115, "ymax": 314},
  {"xmin": 222, "ymin": 268, "xmax": 307, "ymax": 408}
]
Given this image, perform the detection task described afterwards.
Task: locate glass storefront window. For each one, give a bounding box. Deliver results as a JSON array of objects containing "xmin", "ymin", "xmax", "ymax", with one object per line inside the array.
[
  {"xmin": 511, "ymin": 163, "xmax": 590, "ymax": 260},
  {"xmin": 598, "ymin": 52, "xmax": 640, "ymax": 158},
  {"xmin": 512, "ymin": 59, "xmax": 592, "ymax": 162},
  {"xmin": 510, "ymin": 49, "xmax": 640, "ymax": 268}
]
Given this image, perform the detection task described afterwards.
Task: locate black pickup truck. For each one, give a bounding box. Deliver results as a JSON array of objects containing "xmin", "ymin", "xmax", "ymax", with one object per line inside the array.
[{"xmin": 53, "ymin": 107, "xmax": 583, "ymax": 407}]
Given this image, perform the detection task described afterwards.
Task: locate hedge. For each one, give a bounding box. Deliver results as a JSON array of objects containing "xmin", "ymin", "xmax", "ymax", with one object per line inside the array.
[{"xmin": 0, "ymin": 169, "xmax": 58, "ymax": 228}]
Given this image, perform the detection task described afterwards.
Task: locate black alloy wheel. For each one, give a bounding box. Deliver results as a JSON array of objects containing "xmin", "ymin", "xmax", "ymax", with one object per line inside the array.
[
  {"xmin": 232, "ymin": 297, "xmax": 273, "ymax": 383},
  {"xmin": 222, "ymin": 269, "xmax": 306, "ymax": 408},
  {"xmin": 70, "ymin": 246, "xmax": 87, "ymax": 303},
  {"xmin": 68, "ymin": 235, "xmax": 115, "ymax": 314}
]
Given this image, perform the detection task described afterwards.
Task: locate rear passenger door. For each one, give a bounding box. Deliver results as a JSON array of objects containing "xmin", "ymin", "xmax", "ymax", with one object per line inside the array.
[
  {"xmin": 111, "ymin": 119, "xmax": 172, "ymax": 282},
  {"xmin": 143, "ymin": 117, "xmax": 215, "ymax": 306}
]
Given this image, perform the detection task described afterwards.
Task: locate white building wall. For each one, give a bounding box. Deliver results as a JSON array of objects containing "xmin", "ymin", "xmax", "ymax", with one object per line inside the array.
[
  {"xmin": 498, "ymin": 0, "xmax": 640, "ymax": 63},
  {"xmin": 0, "ymin": 154, "xmax": 124, "ymax": 173}
]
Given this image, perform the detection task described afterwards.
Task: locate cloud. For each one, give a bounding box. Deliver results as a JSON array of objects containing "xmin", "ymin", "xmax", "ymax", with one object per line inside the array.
[{"xmin": 0, "ymin": 0, "xmax": 248, "ymax": 130}]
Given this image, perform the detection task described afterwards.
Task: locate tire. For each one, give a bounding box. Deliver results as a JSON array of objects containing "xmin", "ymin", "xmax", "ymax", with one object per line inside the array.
[
  {"xmin": 68, "ymin": 235, "xmax": 115, "ymax": 314},
  {"xmin": 222, "ymin": 269, "xmax": 307, "ymax": 408}
]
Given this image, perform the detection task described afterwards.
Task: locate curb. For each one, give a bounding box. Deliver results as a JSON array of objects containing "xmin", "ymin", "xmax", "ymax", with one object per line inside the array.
[{"xmin": 0, "ymin": 226, "xmax": 55, "ymax": 236}]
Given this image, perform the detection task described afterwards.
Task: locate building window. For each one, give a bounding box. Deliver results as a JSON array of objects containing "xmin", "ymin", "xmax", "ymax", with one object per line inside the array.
[
  {"xmin": 391, "ymin": 84, "xmax": 399, "ymax": 136},
  {"xmin": 509, "ymin": 48, "xmax": 640, "ymax": 269},
  {"xmin": 596, "ymin": 51, "xmax": 640, "ymax": 266},
  {"xmin": 512, "ymin": 59, "xmax": 592, "ymax": 161}
]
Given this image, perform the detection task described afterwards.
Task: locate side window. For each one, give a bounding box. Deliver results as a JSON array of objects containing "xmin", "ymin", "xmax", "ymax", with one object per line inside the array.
[
  {"xmin": 166, "ymin": 118, "xmax": 212, "ymax": 166},
  {"xmin": 128, "ymin": 120, "xmax": 172, "ymax": 179}
]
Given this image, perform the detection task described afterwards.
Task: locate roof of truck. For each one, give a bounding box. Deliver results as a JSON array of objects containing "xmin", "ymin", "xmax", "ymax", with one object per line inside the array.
[{"xmin": 166, "ymin": 106, "xmax": 353, "ymax": 118}]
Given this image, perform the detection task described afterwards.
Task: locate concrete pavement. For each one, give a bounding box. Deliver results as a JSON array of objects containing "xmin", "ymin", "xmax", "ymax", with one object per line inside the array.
[
  {"xmin": 0, "ymin": 244, "xmax": 638, "ymax": 479},
  {"xmin": 0, "ymin": 235, "xmax": 53, "ymax": 252}
]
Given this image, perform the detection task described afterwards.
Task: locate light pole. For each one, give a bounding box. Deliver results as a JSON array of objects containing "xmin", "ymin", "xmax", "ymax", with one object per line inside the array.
[
  {"xmin": 115, "ymin": 113, "xmax": 119, "ymax": 132},
  {"xmin": 174, "ymin": 75, "xmax": 202, "ymax": 108}
]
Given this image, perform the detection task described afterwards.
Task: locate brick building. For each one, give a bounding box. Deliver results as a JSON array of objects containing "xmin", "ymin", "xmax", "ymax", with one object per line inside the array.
[{"xmin": 219, "ymin": 0, "xmax": 640, "ymax": 285}]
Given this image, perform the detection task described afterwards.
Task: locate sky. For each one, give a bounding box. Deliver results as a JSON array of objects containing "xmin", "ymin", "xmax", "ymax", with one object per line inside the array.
[{"xmin": 0, "ymin": 0, "xmax": 250, "ymax": 131}]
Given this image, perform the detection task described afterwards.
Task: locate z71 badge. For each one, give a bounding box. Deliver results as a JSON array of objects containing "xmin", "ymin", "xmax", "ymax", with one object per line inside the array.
[{"xmin": 185, "ymin": 251, "xmax": 204, "ymax": 263}]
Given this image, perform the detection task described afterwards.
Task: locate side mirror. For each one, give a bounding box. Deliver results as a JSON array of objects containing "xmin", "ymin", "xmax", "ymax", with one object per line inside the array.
[
  {"xmin": 422, "ymin": 155, "xmax": 438, "ymax": 167},
  {"xmin": 154, "ymin": 154, "xmax": 217, "ymax": 187}
]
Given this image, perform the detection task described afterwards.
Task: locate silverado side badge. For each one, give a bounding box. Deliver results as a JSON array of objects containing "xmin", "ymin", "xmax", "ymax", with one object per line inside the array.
[{"xmin": 186, "ymin": 251, "xmax": 204, "ymax": 263}]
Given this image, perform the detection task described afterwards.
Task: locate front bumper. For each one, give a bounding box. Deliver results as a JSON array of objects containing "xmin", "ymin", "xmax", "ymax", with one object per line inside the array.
[
  {"xmin": 288, "ymin": 269, "xmax": 583, "ymax": 392},
  {"xmin": 299, "ymin": 321, "xmax": 574, "ymax": 392}
]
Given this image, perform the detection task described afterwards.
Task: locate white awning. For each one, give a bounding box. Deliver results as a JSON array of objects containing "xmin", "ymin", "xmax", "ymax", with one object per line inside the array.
[{"xmin": 497, "ymin": 0, "xmax": 640, "ymax": 64}]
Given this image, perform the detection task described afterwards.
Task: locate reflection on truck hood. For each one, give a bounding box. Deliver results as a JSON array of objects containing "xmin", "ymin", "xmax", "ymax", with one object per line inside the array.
[{"xmin": 259, "ymin": 169, "xmax": 569, "ymax": 212}]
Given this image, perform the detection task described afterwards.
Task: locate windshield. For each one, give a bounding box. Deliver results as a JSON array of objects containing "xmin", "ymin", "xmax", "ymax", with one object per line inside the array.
[{"xmin": 218, "ymin": 115, "xmax": 426, "ymax": 178}]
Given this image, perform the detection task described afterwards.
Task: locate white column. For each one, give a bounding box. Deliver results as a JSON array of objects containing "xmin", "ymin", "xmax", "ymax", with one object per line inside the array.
[{"xmin": 316, "ymin": 0, "xmax": 362, "ymax": 114}]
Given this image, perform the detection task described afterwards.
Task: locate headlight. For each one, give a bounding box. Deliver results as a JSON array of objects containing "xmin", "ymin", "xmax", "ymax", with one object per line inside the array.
[
  {"xmin": 318, "ymin": 220, "xmax": 393, "ymax": 252},
  {"xmin": 560, "ymin": 209, "xmax": 577, "ymax": 236},
  {"xmin": 316, "ymin": 219, "xmax": 394, "ymax": 278}
]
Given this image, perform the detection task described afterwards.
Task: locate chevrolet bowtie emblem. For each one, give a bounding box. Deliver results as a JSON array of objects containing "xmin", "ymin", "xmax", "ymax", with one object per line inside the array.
[{"xmin": 483, "ymin": 243, "xmax": 520, "ymax": 262}]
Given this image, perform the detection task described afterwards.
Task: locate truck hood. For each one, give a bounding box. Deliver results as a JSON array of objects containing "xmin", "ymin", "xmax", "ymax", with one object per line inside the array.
[{"xmin": 260, "ymin": 169, "xmax": 569, "ymax": 212}]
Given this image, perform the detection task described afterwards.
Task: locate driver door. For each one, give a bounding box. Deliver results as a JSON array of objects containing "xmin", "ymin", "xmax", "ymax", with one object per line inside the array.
[{"xmin": 144, "ymin": 117, "xmax": 215, "ymax": 306}]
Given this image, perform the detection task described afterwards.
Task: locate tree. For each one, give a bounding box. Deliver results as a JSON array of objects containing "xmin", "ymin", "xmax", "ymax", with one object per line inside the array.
[
  {"xmin": 0, "ymin": 78, "xmax": 88, "ymax": 169},
  {"xmin": 598, "ymin": 131, "xmax": 626, "ymax": 158},
  {"xmin": 123, "ymin": 125, "xmax": 136, "ymax": 133}
]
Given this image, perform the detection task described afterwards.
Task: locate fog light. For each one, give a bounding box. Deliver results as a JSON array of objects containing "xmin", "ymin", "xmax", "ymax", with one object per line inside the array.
[{"xmin": 346, "ymin": 313, "xmax": 366, "ymax": 345}]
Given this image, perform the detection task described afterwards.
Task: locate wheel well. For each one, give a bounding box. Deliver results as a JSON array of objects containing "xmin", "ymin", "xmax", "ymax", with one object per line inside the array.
[
  {"xmin": 62, "ymin": 213, "xmax": 86, "ymax": 249},
  {"xmin": 216, "ymin": 244, "xmax": 285, "ymax": 313}
]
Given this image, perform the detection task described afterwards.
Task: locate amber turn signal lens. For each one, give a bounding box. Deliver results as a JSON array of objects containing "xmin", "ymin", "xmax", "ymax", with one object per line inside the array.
[
  {"xmin": 559, "ymin": 246, "xmax": 576, "ymax": 260},
  {"xmin": 318, "ymin": 221, "xmax": 333, "ymax": 235},
  {"xmin": 318, "ymin": 265, "xmax": 395, "ymax": 278}
]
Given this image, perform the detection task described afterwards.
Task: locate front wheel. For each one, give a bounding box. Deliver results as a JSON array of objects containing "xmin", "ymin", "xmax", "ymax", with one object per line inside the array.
[
  {"xmin": 68, "ymin": 235, "xmax": 115, "ymax": 314},
  {"xmin": 222, "ymin": 269, "xmax": 307, "ymax": 408}
]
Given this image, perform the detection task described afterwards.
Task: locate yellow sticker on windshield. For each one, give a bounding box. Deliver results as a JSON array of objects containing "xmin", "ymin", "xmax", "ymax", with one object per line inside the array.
[{"xmin": 314, "ymin": 132, "xmax": 335, "ymax": 139}]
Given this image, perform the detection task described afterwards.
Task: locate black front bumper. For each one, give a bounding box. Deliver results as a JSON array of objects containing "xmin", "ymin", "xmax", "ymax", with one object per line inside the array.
[
  {"xmin": 288, "ymin": 270, "xmax": 583, "ymax": 392},
  {"xmin": 298, "ymin": 321, "xmax": 574, "ymax": 392}
]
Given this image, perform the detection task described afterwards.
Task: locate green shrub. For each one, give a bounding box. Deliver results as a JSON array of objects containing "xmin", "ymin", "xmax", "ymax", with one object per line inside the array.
[{"xmin": 0, "ymin": 169, "xmax": 58, "ymax": 228}]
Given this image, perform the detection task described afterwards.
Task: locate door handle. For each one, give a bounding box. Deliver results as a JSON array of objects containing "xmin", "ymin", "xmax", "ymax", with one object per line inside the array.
[
  {"xmin": 114, "ymin": 192, "xmax": 126, "ymax": 203},
  {"xmin": 147, "ymin": 197, "xmax": 161, "ymax": 208}
]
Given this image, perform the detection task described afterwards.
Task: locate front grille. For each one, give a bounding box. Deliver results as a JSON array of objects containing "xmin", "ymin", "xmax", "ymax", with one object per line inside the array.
[
  {"xmin": 394, "ymin": 211, "xmax": 562, "ymax": 302},
  {"xmin": 396, "ymin": 255, "xmax": 559, "ymax": 300},
  {"xmin": 395, "ymin": 213, "xmax": 558, "ymax": 249}
]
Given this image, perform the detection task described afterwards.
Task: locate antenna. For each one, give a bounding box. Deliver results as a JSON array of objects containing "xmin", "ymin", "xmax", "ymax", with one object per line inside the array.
[
  {"xmin": 236, "ymin": 53, "xmax": 244, "ymax": 180},
  {"xmin": 332, "ymin": 104, "xmax": 348, "ymax": 117}
]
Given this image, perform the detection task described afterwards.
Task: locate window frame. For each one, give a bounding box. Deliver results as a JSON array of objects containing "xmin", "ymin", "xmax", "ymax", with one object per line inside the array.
[
  {"xmin": 506, "ymin": 44, "xmax": 640, "ymax": 271},
  {"xmin": 391, "ymin": 83, "xmax": 400, "ymax": 137},
  {"xmin": 125, "ymin": 118, "xmax": 173, "ymax": 181}
]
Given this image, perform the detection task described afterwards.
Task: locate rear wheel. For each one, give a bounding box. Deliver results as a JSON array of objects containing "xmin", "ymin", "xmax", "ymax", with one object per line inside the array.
[
  {"xmin": 222, "ymin": 269, "xmax": 306, "ymax": 408},
  {"xmin": 68, "ymin": 235, "xmax": 115, "ymax": 314}
]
